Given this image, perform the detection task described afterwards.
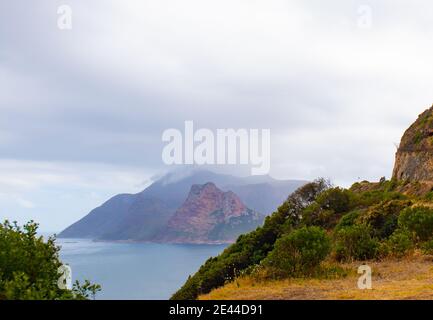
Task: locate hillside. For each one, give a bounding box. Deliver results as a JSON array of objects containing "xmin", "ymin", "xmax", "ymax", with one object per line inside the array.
[
  {"xmin": 199, "ymin": 254, "xmax": 433, "ymax": 300},
  {"xmin": 172, "ymin": 105, "xmax": 433, "ymax": 300},
  {"xmin": 172, "ymin": 177, "xmax": 433, "ymax": 300}
]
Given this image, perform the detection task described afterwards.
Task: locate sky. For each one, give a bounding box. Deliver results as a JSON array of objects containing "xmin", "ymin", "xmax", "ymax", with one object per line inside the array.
[{"xmin": 0, "ymin": 0, "xmax": 432, "ymax": 231}]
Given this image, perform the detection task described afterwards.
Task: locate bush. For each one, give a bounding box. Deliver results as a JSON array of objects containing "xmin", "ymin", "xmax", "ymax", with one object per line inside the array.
[
  {"xmin": 0, "ymin": 220, "xmax": 100, "ymax": 300},
  {"xmin": 333, "ymin": 225, "xmax": 379, "ymax": 261},
  {"xmin": 302, "ymin": 188, "xmax": 354, "ymax": 229},
  {"xmin": 398, "ymin": 206, "xmax": 433, "ymax": 241},
  {"xmin": 380, "ymin": 229, "xmax": 413, "ymax": 258},
  {"xmin": 334, "ymin": 210, "xmax": 361, "ymax": 233},
  {"xmin": 358, "ymin": 200, "xmax": 411, "ymax": 239},
  {"xmin": 315, "ymin": 188, "xmax": 354, "ymax": 214},
  {"xmin": 282, "ymin": 178, "xmax": 332, "ymax": 226},
  {"xmin": 262, "ymin": 226, "xmax": 331, "ymax": 277},
  {"xmin": 421, "ymin": 240, "xmax": 433, "ymax": 255}
]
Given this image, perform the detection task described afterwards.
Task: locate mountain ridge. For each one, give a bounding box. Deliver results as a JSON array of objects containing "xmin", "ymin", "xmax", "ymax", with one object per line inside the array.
[{"xmin": 58, "ymin": 170, "xmax": 306, "ymax": 242}]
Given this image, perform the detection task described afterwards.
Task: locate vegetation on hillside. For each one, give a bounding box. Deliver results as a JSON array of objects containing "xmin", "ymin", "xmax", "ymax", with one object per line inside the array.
[
  {"xmin": 172, "ymin": 178, "xmax": 433, "ymax": 300},
  {"xmin": 199, "ymin": 255, "xmax": 433, "ymax": 300},
  {"xmin": 0, "ymin": 220, "xmax": 100, "ymax": 300}
]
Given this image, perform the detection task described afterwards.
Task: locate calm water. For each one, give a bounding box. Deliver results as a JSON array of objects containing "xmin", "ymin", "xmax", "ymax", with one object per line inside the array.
[{"xmin": 56, "ymin": 238, "xmax": 227, "ymax": 300}]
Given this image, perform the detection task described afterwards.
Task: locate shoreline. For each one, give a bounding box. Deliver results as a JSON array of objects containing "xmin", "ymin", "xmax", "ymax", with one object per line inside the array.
[{"xmin": 57, "ymin": 237, "xmax": 233, "ymax": 246}]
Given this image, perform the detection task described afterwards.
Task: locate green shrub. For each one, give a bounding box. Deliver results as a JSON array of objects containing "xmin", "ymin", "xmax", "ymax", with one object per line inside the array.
[
  {"xmin": 281, "ymin": 178, "xmax": 332, "ymax": 226},
  {"xmin": 334, "ymin": 210, "xmax": 361, "ymax": 233},
  {"xmin": 421, "ymin": 240, "xmax": 433, "ymax": 255},
  {"xmin": 358, "ymin": 200, "xmax": 411, "ymax": 239},
  {"xmin": 398, "ymin": 206, "xmax": 433, "ymax": 241},
  {"xmin": 302, "ymin": 187, "xmax": 355, "ymax": 229},
  {"xmin": 316, "ymin": 187, "xmax": 353, "ymax": 214},
  {"xmin": 380, "ymin": 229, "xmax": 413, "ymax": 258},
  {"xmin": 262, "ymin": 226, "xmax": 331, "ymax": 277},
  {"xmin": 302, "ymin": 204, "xmax": 334, "ymax": 229},
  {"xmin": 333, "ymin": 225, "xmax": 379, "ymax": 261},
  {"xmin": 0, "ymin": 220, "xmax": 100, "ymax": 300}
]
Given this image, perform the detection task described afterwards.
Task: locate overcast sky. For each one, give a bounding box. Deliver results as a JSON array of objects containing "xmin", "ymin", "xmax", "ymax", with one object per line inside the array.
[{"xmin": 0, "ymin": 0, "xmax": 432, "ymax": 231}]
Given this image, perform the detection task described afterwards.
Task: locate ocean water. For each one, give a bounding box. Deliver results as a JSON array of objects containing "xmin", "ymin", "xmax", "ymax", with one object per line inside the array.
[{"xmin": 56, "ymin": 238, "xmax": 227, "ymax": 300}]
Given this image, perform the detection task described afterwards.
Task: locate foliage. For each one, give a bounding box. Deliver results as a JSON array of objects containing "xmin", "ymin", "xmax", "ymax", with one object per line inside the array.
[
  {"xmin": 302, "ymin": 187, "xmax": 354, "ymax": 229},
  {"xmin": 380, "ymin": 229, "xmax": 413, "ymax": 258},
  {"xmin": 421, "ymin": 240, "xmax": 433, "ymax": 255},
  {"xmin": 357, "ymin": 200, "xmax": 411, "ymax": 239},
  {"xmin": 334, "ymin": 210, "xmax": 361, "ymax": 233},
  {"xmin": 398, "ymin": 206, "xmax": 433, "ymax": 241},
  {"xmin": 0, "ymin": 220, "xmax": 100, "ymax": 300},
  {"xmin": 72, "ymin": 280, "xmax": 101, "ymax": 300},
  {"xmin": 262, "ymin": 226, "xmax": 331, "ymax": 277},
  {"xmin": 351, "ymin": 179, "xmax": 407, "ymax": 208},
  {"xmin": 282, "ymin": 178, "xmax": 332, "ymax": 226},
  {"xmin": 333, "ymin": 225, "xmax": 379, "ymax": 261}
]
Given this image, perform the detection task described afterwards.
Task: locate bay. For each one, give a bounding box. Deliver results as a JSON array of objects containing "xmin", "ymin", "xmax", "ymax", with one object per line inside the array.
[{"xmin": 56, "ymin": 238, "xmax": 227, "ymax": 300}]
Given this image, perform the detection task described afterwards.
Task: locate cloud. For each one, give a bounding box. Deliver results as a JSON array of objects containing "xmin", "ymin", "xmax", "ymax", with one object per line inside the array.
[
  {"xmin": 0, "ymin": 0, "xmax": 432, "ymax": 229},
  {"xmin": 0, "ymin": 159, "xmax": 153, "ymax": 230},
  {"xmin": 15, "ymin": 198, "xmax": 36, "ymax": 209}
]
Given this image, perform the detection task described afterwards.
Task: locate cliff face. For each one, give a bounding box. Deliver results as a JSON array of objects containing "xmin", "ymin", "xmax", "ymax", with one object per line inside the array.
[
  {"xmin": 393, "ymin": 105, "xmax": 433, "ymax": 183},
  {"xmin": 158, "ymin": 182, "xmax": 263, "ymax": 243}
]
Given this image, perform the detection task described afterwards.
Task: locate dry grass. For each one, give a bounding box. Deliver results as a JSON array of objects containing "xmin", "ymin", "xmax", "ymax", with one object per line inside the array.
[{"xmin": 199, "ymin": 253, "xmax": 433, "ymax": 300}]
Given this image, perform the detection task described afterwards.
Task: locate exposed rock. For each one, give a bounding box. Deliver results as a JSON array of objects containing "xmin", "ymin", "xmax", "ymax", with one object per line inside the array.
[
  {"xmin": 157, "ymin": 182, "xmax": 263, "ymax": 243},
  {"xmin": 393, "ymin": 105, "xmax": 433, "ymax": 183}
]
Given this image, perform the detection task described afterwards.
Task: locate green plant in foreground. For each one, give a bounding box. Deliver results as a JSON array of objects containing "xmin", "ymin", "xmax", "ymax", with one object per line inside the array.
[{"xmin": 0, "ymin": 220, "xmax": 101, "ymax": 300}]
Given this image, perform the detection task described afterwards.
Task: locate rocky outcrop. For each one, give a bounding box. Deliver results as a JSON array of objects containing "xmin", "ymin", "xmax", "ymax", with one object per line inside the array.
[
  {"xmin": 393, "ymin": 105, "xmax": 433, "ymax": 183},
  {"xmin": 157, "ymin": 182, "xmax": 263, "ymax": 243}
]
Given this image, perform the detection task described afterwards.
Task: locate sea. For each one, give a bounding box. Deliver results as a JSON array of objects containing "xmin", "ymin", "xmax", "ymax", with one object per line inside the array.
[{"xmin": 55, "ymin": 237, "xmax": 227, "ymax": 300}]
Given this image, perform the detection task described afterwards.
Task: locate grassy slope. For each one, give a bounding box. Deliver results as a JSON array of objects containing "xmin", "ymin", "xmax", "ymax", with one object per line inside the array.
[{"xmin": 200, "ymin": 253, "xmax": 433, "ymax": 300}]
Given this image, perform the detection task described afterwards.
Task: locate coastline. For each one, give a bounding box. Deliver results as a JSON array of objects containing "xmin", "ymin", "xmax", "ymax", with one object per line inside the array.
[{"xmin": 57, "ymin": 236, "xmax": 234, "ymax": 246}]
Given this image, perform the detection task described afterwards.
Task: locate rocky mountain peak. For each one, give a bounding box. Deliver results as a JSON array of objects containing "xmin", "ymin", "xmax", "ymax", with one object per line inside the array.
[
  {"xmin": 189, "ymin": 182, "xmax": 219, "ymax": 196},
  {"xmin": 161, "ymin": 182, "xmax": 262, "ymax": 243}
]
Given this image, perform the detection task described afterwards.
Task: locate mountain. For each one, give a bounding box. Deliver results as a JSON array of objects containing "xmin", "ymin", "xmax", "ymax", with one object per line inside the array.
[
  {"xmin": 59, "ymin": 170, "xmax": 306, "ymax": 241},
  {"xmin": 156, "ymin": 183, "xmax": 263, "ymax": 243},
  {"xmin": 58, "ymin": 193, "xmax": 176, "ymax": 240}
]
